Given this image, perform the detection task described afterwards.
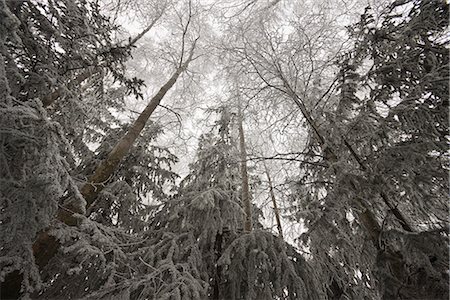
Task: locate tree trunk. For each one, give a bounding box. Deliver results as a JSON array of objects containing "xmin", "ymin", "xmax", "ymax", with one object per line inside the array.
[
  {"xmin": 238, "ymin": 98, "xmax": 252, "ymax": 232},
  {"xmin": 13, "ymin": 47, "xmax": 196, "ymax": 300},
  {"xmin": 81, "ymin": 59, "xmax": 193, "ymax": 211},
  {"xmin": 284, "ymin": 84, "xmax": 413, "ymax": 233},
  {"xmin": 264, "ymin": 163, "xmax": 283, "ymax": 239},
  {"xmin": 212, "ymin": 232, "xmax": 223, "ymax": 299},
  {"xmin": 282, "ymin": 83, "xmax": 419, "ymax": 299}
]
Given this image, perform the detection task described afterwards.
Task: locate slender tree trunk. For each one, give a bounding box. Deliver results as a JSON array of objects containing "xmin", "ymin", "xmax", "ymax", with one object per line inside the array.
[
  {"xmin": 127, "ymin": 15, "xmax": 162, "ymax": 47},
  {"xmin": 212, "ymin": 232, "xmax": 223, "ymax": 299},
  {"xmin": 238, "ymin": 98, "xmax": 252, "ymax": 232},
  {"xmin": 81, "ymin": 59, "xmax": 194, "ymax": 211},
  {"xmin": 264, "ymin": 163, "xmax": 283, "ymax": 239},
  {"xmin": 25, "ymin": 60, "xmax": 194, "ymax": 286},
  {"xmin": 285, "ymin": 85, "xmax": 383, "ymax": 239},
  {"xmin": 283, "ymin": 84, "xmax": 413, "ymax": 234},
  {"xmin": 17, "ymin": 45, "xmax": 197, "ymax": 300}
]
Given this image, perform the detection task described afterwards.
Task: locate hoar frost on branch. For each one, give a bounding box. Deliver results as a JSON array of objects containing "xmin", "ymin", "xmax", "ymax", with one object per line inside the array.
[{"xmin": 0, "ymin": 0, "xmax": 448, "ymax": 299}]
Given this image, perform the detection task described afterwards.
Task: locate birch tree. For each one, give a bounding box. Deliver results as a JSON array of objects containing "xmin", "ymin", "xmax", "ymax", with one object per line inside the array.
[
  {"xmin": 1, "ymin": 0, "xmax": 200, "ymax": 296},
  {"xmin": 1, "ymin": 0, "xmax": 448, "ymax": 299},
  {"xmin": 39, "ymin": 0, "xmax": 201, "ymax": 280},
  {"xmin": 62, "ymin": 0, "xmax": 200, "ymax": 219}
]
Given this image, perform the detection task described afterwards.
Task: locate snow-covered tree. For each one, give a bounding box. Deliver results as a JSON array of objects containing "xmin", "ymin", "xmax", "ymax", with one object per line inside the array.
[
  {"xmin": 146, "ymin": 107, "xmax": 323, "ymax": 299},
  {"xmin": 78, "ymin": 122, "xmax": 178, "ymax": 233},
  {"xmin": 1, "ymin": 0, "xmax": 448, "ymax": 299},
  {"xmin": 294, "ymin": 0, "xmax": 449, "ymax": 298},
  {"xmin": 0, "ymin": 1, "xmax": 75, "ymax": 296}
]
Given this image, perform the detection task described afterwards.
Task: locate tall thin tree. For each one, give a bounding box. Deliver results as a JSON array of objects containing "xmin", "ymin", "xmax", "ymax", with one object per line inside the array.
[
  {"xmin": 264, "ymin": 163, "xmax": 283, "ymax": 239},
  {"xmin": 237, "ymin": 94, "xmax": 252, "ymax": 232}
]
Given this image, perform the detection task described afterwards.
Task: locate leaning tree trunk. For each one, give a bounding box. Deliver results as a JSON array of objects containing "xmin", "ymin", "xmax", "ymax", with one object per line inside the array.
[
  {"xmin": 59, "ymin": 49, "xmax": 196, "ymax": 224},
  {"xmin": 282, "ymin": 83, "xmax": 413, "ymax": 234},
  {"xmin": 80, "ymin": 62, "xmax": 192, "ymax": 211},
  {"xmin": 281, "ymin": 80, "xmax": 417, "ymax": 299},
  {"xmin": 16, "ymin": 45, "xmax": 197, "ymax": 300}
]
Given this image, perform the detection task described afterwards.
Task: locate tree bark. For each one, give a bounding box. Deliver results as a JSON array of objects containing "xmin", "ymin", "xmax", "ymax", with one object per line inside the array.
[
  {"xmin": 212, "ymin": 232, "xmax": 223, "ymax": 299},
  {"xmin": 15, "ymin": 43, "xmax": 196, "ymax": 300},
  {"xmin": 81, "ymin": 56, "xmax": 194, "ymax": 211}
]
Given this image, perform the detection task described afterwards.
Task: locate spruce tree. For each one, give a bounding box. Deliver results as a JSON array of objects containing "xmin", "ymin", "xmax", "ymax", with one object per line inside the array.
[
  {"xmin": 145, "ymin": 107, "xmax": 323, "ymax": 299},
  {"xmin": 295, "ymin": 1, "xmax": 449, "ymax": 298}
]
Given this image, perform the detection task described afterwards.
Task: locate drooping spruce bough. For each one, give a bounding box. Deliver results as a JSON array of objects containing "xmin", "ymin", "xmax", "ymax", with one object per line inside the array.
[{"xmin": 0, "ymin": 0, "xmax": 448, "ymax": 299}]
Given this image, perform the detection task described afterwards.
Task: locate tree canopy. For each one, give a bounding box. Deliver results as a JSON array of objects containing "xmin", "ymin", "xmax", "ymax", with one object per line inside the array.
[{"xmin": 0, "ymin": 0, "xmax": 448, "ymax": 299}]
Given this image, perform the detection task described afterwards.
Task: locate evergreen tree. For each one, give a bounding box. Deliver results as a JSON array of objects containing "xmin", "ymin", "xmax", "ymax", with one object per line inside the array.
[
  {"xmin": 0, "ymin": 0, "xmax": 145, "ymax": 296},
  {"xmin": 295, "ymin": 0, "xmax": 449, "ymax": 298},
  {"xmin": 146, "ymin": 107, "xmax": 323, "ymax": 299},
  {"xmin": 80, "ymin": 122, "xmax": 179, "ymax": 233},
  {"xmin": 1, "ymin": 0, "xmax": 448, "ymax": 299},
  {"xmin": 3, "ymin": 0, "xmax": 140, "ymax": 107},
  {"xmin": 0, "ymin": 1, "xmax": 75, "ymax": 296}
]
